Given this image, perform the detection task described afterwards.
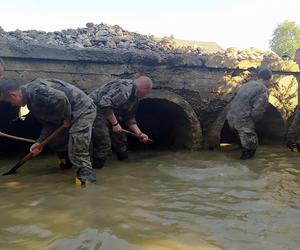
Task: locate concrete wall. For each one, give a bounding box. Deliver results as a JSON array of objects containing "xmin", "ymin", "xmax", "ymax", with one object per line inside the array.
[{"xmin": 0, "ymin": 43, "xmax": 298, "ymax": 149}]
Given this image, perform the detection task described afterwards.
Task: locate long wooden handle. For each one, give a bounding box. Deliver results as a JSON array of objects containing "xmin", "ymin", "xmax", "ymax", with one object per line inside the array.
[
  {"xmin": 2, "ymin": 152, "xmax": 33, "ymax": 176},
  {"xmin": 2, "ymin": 123, "xmax": 68, "ymax": 176},
  {"xmin": 121, "ymin": 129, "xmax": 153, "ymax": 142},
  {"xmin": 39, "ymin": 123, "xmax": 68, "ymax": 147},
  {"xmin": 0, "ymin": 131, "xmax": 36, "ymax": 143}
]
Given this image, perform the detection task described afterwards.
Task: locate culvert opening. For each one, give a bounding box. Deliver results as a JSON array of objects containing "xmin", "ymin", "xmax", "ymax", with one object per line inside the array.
[
  {"xmin": 0, "ymin": 98, "xmax": 198, "ymax": 153},
  {"xmin": 127, "ymin": 98, "xmax": 193, "ymax": 150},
  {"xmin": 0, "ymin": 102, "xmax": 41, "ymax": 153},
  {"xmin": 220, "ymin": 120, "xmax": 239, "ymax": 144},
  {"xmin": 220, "ymin": 103, "xmax": 285, "ymax": 146}
]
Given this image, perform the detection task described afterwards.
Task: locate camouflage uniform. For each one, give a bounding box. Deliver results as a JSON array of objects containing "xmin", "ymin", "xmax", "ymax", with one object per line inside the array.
[
  {"xmin": 21, "ymin": 78, "xmax": 96, "ymax": 173},
  {"xmin": 287, "ymin": 106, "xmax": 300, "ymax": 146},
  {"xmin": 89, "ymin": 79, "xmax": 139, "ymax": 160},
  {"xmin": 286, "ymin": 74, "xmax": 300, "ymax": 146},
  {"xmin": 226, "ymin": 80, "xmax": 268, "ymax": 150}
]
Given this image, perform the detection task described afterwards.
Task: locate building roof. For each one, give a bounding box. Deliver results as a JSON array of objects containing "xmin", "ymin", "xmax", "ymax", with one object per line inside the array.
[{"xmin": 174, "ymin": 39, "xmax": 224, "ymax": 52}]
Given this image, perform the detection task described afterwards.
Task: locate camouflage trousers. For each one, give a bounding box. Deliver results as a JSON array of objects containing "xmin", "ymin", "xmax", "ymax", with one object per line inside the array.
[
  {"xmin": 48, "ymin": 105, "xmax": 96, "ymax": 169},
  {"xmin": 228, "ymin": 121, "xmax": 258, "ymax": 150},
  {"xmin": 92, "ymin": 114, "xmax": 127, "ymax": 160},
  {"xmin": 286, "ymin": 106, "xmax": 300, "ymax": 145}
]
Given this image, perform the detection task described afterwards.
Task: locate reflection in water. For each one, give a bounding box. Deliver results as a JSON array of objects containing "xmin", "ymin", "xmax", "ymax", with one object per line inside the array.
[{"xmin": 0, "ymin": 145, "xmax": 300, "ymax": 250}]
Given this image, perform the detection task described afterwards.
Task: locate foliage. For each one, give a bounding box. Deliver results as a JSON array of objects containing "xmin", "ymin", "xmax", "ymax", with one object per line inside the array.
[{"xmin": 269, "ymin": 21, "xmax": 300, "ymax": 57}]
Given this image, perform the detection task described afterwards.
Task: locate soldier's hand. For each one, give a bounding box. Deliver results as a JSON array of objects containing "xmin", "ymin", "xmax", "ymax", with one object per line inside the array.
[
  {"xmin": 112, "ymin": 123, "xmax": 123, "ymax": 134},
  {"xmin": 139, "ymin": 132, "xmax": 149, "ymax": 143},
  {"xmin": 63, "ymin": 120, "xmax": 70, "ymax": 128},
  {"xmin": 30, "ymin": 143, "xmax": 43, "ymax": 156}
]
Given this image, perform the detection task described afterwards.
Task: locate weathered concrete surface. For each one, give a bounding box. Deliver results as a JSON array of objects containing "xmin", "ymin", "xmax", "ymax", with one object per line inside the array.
[{"xmin": 0, "ymin": 41, "xmax": 299, "ymax": 150}]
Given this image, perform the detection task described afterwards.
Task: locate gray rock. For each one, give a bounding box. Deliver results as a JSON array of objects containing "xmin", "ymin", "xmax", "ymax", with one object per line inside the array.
[{"xmin": 86, "ymin": 22, "xmax": 94, "ymax": 28}]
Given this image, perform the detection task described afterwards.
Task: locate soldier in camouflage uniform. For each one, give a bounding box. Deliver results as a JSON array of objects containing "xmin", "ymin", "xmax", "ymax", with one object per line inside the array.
[
  {"xmin": 0, "ymin": 58, "xmax": 5, "ymax": 77},
  {"xmin": 0, "ymin": 78, "xmax": 97, "ymax": 183},
  {"xmin": 286, "ymin": 48, "xmax": 300, "ymax": 151},
  {"xmin": 226, "ymin": 68, "xmax": 273, "ymax": 160},
  {"xmin": 89, "ymin": 76, "xmax": 152, "ymax": 168}
]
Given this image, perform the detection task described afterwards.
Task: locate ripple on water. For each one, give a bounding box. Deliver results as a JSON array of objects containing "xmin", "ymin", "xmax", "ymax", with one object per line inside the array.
[{"xmin": 0, "ymin": 149, "xmax": 300, "ymax": 250}]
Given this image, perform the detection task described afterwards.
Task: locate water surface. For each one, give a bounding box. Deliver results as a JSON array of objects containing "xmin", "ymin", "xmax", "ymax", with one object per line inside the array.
[{"xmin": 0, "ymin": 145, "xmax": 300, "ymax": 250}]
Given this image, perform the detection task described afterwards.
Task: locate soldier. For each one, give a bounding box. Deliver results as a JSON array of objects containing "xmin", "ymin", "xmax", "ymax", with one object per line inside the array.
[
  {"xmin": 89, "ymin": 76, "xmax": 152, "ymax": 168},
  {"xmin": 0, "ymin": 78, "xmax": 97, "ymax": 183},
  {"xmin": 226, "ymin": 68, "xmax": 273, "ymax": 160},
  {"xmin": 286, "ymin": 48, "xmax": 300, "ymax": 150},
  {"xmin": 0, "ymin": 58, "xmax": 5, "ymax": 77}
]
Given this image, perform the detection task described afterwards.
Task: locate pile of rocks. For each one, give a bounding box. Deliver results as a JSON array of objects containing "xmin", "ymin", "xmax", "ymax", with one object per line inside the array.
[
  {"xmin": 0, "ymin": 22, "xmax": 297, "ymax": 70},
  {"xmin": 0, "ymin": 22, "xmax": 201, "ymax": 54}
]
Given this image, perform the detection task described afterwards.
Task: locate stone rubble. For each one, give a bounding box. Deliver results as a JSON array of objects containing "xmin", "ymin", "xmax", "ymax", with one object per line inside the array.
[{"xmin": 0, "ymin": 22, "xmax": 298, "ymax": 71}]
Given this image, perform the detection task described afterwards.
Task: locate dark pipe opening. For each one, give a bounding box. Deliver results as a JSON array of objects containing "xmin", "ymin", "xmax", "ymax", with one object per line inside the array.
[
  {"xmin": 256, "ymin": 104, "xmax": 285, "ymax": 144},
  {"xmin": 127, "ymin": 98, "xmax": 193, "ymax": 150},
  {"xmin": 0, "ymin": 99, "xmax": 195, "ymax": 153},
  {"xmin": 0, "ymin": 102, "xmax": 41, "ymax": 153},
  {"xmin": 220, "ymin": 104, "xmax": 285, "ymax": 145},
  {"xmin": 220, "ymin": 120, "xmax": 239, "ymax": 144}
]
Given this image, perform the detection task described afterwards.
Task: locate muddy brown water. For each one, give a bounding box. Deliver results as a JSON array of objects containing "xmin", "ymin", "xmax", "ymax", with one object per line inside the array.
[{"xmin": 0, "ymin": 145, "xmax": 300, "ymax": 250}]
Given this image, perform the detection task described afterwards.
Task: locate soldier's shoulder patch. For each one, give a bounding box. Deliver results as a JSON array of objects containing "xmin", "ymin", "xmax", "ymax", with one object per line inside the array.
[{"xmin": 111, "ymin": 88, "xmax": 128, "ymax": 106}]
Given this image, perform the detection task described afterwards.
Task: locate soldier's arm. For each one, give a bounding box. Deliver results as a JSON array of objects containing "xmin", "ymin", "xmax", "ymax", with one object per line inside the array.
[
  {"xmin": 106, "ymin": 110, "xmax": 119, "ymax": 126},
  {"xmin": 128, "ymin": 123, "xmax": 149, "ymax": 142},
  {"xmin": 100, "ymin": 87, "xmax": 126, "ymax": 134},
  {"xmin": 251, "ymin": 90, "xmax": 268, "ymax": 122},
  {"xmin": 105, "ymin": 110, "xmax": 123, "ymax": 134},
  {"xmin": 127, "ymin": 103, "xmax": 149, "ymax": 142}
]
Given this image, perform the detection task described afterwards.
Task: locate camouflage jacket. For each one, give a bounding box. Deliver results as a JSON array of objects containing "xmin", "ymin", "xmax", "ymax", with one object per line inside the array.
[
  {"xmin": 21, "ymin": 78, "xmax": 95, "ymax": 142},
  {"xmin": 89, "ymin": 79, "xmax": 139, "ymax": 125},
  {"xmin": 227, "ymin": 80, "xmax": 268, "ymax": 129}
]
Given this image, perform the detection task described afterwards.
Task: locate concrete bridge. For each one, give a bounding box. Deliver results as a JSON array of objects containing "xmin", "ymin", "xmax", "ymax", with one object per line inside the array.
[{"xmin": 0, "ymin": 42, "xmax": 299, "ymax": 151}]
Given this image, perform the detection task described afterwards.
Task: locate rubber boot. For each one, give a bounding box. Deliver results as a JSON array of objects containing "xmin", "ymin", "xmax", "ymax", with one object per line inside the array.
[
  {"xmin": 57, "ymin": 152, "xmax": 73, "ymax": 169},
  {"xmin": 76, "ymin": 167, "xmax": 96, "ymax": 185},
  {"xmin": 116, "ymin": 151, "xmax": 128, "ymax": 161},
  {"xmin": 92, "ymin": 158, "xmax": 106, "ymax": 169},
  {"xmin": 58, "ymin": 158, "xmax": 73, "ymax": 169},
  {"xmin": 240, "ymin": 148, "xmax": 256, "ymax": 160}
]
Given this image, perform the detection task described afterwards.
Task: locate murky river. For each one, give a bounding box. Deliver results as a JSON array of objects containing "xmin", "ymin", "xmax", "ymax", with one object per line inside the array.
[{"xmin": 0, "ymin": 145, "xmax": 300, "ymax": 250}]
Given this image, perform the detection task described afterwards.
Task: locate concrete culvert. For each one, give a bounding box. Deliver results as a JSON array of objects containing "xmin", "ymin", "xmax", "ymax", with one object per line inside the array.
[
  {"xmin": 0, "ymin": 102, "xmax": 41, "ymax": 152},
  {"xmin": 127, "ymin": 90, "xmax": 202, "ymax": 151},
  {"xmin": 255, "ymin": 103, "xmax": 285, "ymax": 144},
  {"xmin": 220, "ymin": 120, "xmax": 239, "ymax": 144},
  {"xmin": 220, "ymin": 103, "xmax": 285, "ymax": 146}
]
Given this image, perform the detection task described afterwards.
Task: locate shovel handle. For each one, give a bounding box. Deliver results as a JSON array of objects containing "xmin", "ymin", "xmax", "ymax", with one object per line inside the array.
[
  {"xmin": 121, "ymin": 129, "xmax": 153, "ymax": 142},
  {"xmin": 0, "ymin": 131, "xmax": 36, "ymax": 143},
  {"xmin": 2, "ymin": 123, "xmax": 68, "ymax": 176}
]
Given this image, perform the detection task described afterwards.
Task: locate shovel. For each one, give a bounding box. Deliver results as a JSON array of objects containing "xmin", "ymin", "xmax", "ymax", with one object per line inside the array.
[
  {"xmin": 0, "ymin": 131, "xmax": 35, "ymax": 143},
  {"xmin": 2, "ymin": 123, "xmax": 67, "ymax": 176},
  {"xmin": 121, "ymin": 129, "xmax": 153, "ymax": 142}
]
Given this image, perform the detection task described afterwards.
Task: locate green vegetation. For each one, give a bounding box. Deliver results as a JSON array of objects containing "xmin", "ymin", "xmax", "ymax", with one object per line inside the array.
[{"xmin": 270, "ymin": 21, "xmax": 300, "ymax": 57}]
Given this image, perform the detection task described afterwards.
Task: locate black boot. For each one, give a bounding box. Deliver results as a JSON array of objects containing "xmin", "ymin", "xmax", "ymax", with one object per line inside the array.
[
  {"xmin": 92, "ymin": 158, "xmax": 106, "ymax": 169},
  {"xmin": 58, "ymin": 158, "xmax": 73, "ymax": 169},
  {"xmin": 240, "ymin": 149, "xmax": 256, "ymax": 160},
  {"xmin": 116, "ymin": 151, "xmax": 128, "ymax": 161}
]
